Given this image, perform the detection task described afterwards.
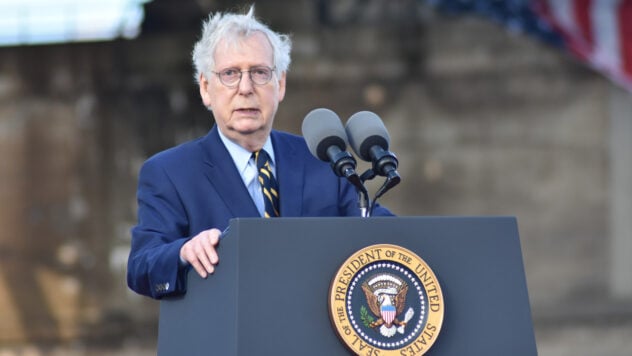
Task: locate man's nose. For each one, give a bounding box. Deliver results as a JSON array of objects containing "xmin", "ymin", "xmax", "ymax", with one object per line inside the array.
[{"xmin": 238, "ymin": 72, "xmax": 254, "ymax": 94}]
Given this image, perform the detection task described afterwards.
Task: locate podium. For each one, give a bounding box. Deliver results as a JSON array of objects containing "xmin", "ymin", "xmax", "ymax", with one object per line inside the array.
[{"xmin": 158, "ymin": 217, "xmax": 537, "ymax": 355}]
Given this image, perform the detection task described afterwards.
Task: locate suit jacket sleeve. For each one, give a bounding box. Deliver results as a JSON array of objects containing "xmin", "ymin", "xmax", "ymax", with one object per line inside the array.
[{"xmin": 127, "ymin": 156, "xmax": 191, "ymax": 299}]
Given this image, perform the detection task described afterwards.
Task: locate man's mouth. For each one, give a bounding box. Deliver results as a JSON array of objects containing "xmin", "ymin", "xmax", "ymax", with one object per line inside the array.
[{"xmin": 235, "ymin": 108, "xmax": 260, "ymax": 114}]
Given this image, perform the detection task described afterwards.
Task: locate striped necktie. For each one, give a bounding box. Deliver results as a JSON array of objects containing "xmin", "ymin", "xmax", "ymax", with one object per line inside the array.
[{"xmin": 254, "ymin": 149, "xmax": 280, "ymax": 218}]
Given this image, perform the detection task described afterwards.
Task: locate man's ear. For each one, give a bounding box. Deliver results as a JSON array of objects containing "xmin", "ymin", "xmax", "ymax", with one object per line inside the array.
[
  {"xmin": 277, "ymin": 71, "xmax": 287, "ymax": 102},
  {"xmin": 199, "ymin": 73, "xmax": 213, "ymax": 107}
]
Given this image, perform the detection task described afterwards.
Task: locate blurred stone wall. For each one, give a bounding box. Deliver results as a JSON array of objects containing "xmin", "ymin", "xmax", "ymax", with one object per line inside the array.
[{"xmin": 0, "ymin": 0, "xmax": 629, "ymax": 352}]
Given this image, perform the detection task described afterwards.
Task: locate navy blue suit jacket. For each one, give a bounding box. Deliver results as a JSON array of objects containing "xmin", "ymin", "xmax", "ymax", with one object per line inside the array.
[{"xmin": 127, "ymin": 125, "xmax": 392, "ymax": 298}]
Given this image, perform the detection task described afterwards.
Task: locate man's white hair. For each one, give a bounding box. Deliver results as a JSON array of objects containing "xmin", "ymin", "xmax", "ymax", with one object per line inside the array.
[{"xmin": 191, "ymin": 5, "xmax": 292, "ymax": 84}]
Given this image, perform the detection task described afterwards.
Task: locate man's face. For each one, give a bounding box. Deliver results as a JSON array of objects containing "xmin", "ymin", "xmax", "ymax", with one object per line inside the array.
[{"xmin": 199, "ymin": 32, "xmax": 286, "ymax": 149}]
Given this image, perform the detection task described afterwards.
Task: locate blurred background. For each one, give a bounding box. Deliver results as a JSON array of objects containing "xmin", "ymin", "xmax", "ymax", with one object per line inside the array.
[{"xmin": 0, "ymin": 0, "xmax": 631, "ymax": 355}]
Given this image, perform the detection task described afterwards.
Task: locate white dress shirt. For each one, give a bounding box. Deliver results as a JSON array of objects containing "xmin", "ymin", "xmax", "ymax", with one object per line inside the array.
[{"xmin": 217, "ymin": 129, "xmax": 277, "ymax": 217}]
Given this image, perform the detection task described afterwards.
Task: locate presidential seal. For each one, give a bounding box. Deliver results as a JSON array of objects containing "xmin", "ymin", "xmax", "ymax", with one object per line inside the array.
[{"xmin": 329, "ymin": 244, "xmax": 444, "ymax": 355}]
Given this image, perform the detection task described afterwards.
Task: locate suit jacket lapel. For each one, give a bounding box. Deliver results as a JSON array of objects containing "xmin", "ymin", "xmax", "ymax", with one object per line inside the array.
[
  {"xmin": 272, "ymin": 131, "xmax": 304, "ymax": 217},
  {"xmin": 199, "ymin": 125, "xmax": 260, "ymax": 218}
]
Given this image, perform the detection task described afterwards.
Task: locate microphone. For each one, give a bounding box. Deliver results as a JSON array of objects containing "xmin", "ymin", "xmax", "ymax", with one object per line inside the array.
[
  {"xmin": 302, "ymin": 108, "xmax": 358, "ymax": 180},
  {"xmin": 345, "ymin": 111, "xmax": 400, "ymax": 184},
  {"xmin": 302, "ymin": 108, "xmax": 370, "ymax": 216}
]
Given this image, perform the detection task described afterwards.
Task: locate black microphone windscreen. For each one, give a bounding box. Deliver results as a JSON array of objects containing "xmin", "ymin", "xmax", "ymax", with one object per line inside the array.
[
  {"xmin": 345, "ymin": 111, "xmax": 390, "ymax": 162},
  {"xmin": 301, "ymin": 108, "xmax": 348, "ymax": 162}
]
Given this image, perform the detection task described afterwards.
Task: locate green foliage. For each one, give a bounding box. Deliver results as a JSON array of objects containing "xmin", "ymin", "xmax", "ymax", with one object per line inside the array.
[{"xmin": 360, "ymin": 305, "xmax": 375, "ymax": 328}]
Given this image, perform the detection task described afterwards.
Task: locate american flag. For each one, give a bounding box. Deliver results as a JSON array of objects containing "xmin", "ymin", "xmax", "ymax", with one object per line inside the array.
[{"xmin": 426, "ymin": 0, "xmax": 632, "ymax": 92}]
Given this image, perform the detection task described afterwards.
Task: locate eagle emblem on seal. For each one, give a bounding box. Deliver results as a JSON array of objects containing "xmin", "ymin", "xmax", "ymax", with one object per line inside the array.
[{"xmin": 361, "ymin": 273, "xmax": 415, "ymax": 338}]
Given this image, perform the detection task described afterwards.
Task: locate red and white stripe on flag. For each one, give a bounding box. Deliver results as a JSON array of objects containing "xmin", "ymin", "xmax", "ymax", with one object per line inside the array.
[
  {"xmin": 381, "ymin": 305, "xmax": 396, "ymax": 325},
  {"xmin": 535, "ymin": 0, "xmax": 632, "ymax": 91}
]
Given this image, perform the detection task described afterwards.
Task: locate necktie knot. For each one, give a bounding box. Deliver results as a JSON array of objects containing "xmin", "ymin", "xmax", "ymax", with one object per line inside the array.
[
  {"xmin": 254, "ymin": 149, "xmax": 272, "ymax": 171},
  {"xmin": 253, "ymin": 149, "xmax": 279, "ymax": 218}
]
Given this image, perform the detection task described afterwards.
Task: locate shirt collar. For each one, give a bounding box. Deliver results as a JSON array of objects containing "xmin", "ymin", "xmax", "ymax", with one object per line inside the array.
[{"xmin": 217, "ymin": 128, "xmax": 275, "ymax": 174}]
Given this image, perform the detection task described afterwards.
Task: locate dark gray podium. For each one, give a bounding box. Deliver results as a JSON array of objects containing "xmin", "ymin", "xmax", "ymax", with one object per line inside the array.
[{"xmin": 158, "ymin": 217, "xmax": 536, "ymax": 355}]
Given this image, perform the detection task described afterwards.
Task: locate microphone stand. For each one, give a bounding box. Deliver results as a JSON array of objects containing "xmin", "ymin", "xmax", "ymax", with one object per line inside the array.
[
  {"xmin": 359, "ymin": 167, "xmax": 400, "ymax": 216},
  {"xmin": 351, "ymin": 175, "xmax": 370, "ymax": 218},
  {"xmin": 359, "ymin": 169, "xmax": 376, "ymax": 217},
  {"xmin": 327, "ymin": 148, "xmax": 371, "ymax": 217}
]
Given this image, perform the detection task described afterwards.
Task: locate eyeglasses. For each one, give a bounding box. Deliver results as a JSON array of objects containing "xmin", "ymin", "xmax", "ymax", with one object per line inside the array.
[{"xmin": 212, "ymin": 66, "xmax": 276, "ymax": 87}]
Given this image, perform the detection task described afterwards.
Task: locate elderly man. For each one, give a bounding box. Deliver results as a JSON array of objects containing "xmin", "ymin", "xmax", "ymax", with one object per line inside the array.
[{"xmin": 127, "ymin": 6, "xmax": 391, "ymax": 299}]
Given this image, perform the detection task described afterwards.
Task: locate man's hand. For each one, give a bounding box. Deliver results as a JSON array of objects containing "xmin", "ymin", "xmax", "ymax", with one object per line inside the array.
[{"xmin": 180, "ymin": 228, "xmax": 221, "ymax": 278}]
